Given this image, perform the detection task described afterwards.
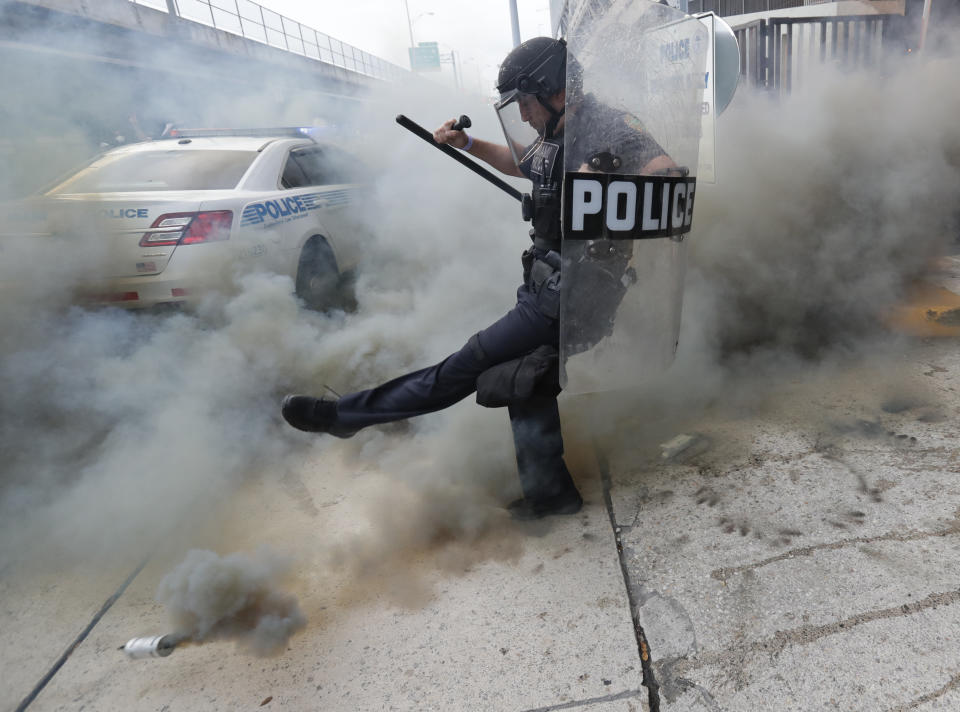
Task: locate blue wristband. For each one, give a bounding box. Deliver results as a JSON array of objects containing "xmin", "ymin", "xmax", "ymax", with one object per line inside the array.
[{"xmin": 460, "ymin": 134, "xmax": 474, "ymax": 151}]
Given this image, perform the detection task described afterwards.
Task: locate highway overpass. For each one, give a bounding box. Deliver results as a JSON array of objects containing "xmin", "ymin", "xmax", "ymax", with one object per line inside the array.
[{"xmin": 0, "ymin": 0, "xmax": 409, "ymax": 197}]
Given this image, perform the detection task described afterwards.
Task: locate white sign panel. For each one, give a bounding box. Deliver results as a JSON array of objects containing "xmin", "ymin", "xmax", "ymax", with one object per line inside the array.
[{"xmin": 697, "ymin": 13, "xmax": 718, "ymax": 184}]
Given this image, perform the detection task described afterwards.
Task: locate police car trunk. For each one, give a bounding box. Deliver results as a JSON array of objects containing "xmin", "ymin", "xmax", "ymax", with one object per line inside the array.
[{"xmin": 0, "ymin": 142, "xmax": 256, "ymax": 307}]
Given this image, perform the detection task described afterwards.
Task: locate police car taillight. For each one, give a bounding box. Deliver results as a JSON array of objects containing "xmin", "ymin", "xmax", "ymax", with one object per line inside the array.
[
  {"xmin": 140, "ymin": 211, "xmax": 232, "ymax": 247},
  {"xmin": 180, "ymin": 211, "xmax": 232, "ymax": 245}
]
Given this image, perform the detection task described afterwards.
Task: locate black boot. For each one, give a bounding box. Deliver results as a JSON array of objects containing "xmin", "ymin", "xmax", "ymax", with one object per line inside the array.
[
  {"xmin": 281, "ymin": 395, "xmax": 358, "ymax": 438},
  {"xmin": 507, "ymin": 396, "xmax": 583, "ymax": 521},
  {"xmin": 507, "ymin": 490, "xmax": 583, "ymax": 520}
]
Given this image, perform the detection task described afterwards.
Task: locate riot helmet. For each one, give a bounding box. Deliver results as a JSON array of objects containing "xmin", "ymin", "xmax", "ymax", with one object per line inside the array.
[
  {"xmin": 497, "ymin": 37, "xmax": 567, "ymax": 102},
  {"xmin": 494, "ymin": 37, "xmax": 568, "ymax": 164}
]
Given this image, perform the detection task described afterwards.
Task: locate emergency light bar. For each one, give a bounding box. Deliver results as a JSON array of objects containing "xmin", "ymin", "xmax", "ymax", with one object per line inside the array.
[{"xmin": 165, "ymin": 127, "xmax": 326, "ymax": 139}]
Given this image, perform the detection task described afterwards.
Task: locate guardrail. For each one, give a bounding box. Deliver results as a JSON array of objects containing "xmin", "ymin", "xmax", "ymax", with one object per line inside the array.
[{"xmin": 128, "ymin": 0, "xmax": 407, "ymax": 82}]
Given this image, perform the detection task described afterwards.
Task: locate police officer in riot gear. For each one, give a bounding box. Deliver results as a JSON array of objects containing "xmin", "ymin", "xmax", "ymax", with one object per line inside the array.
[{"xmin": 282, "ymin": 37, "xmax": 669, "ymax": 520}]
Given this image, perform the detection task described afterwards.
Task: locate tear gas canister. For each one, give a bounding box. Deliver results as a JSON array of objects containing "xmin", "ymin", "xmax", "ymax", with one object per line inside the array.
[{"xmin": 122, "ymin": 634, "xmax": 178, "ymax": 659}]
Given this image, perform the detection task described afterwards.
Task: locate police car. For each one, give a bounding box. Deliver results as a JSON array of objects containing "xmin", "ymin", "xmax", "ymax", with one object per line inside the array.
[{"xmin": 0, "ymin": 128, "xmax": 365, "ymax": 310}]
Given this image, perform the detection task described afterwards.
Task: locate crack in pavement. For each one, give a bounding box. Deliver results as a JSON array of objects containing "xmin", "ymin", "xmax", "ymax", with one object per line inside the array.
[
  {"xmin": 518, "ymin": 687, "xmax": 646, "ymax": 711},
  {"xmin": 711, "ymin": 517, "xmax": 960, "ymax": 581},
  {"xmin": 14, "ymin": 557, "xmax": 149, "ymax": 712},
  {"xmin": 887, "ymin": 669, "xmax": 960, "ymax": 711},
  {"xmin": 596, "ymin": 445, "xmax": 660, "ymax": 712},
  {"xmin": 664, "ymin": 588, "xmax": 960, "ymax": 678}
]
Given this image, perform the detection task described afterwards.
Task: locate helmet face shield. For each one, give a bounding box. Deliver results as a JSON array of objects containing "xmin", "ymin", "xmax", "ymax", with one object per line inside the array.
[
  {"xmin": 495, "ymin": 90, "xmax": 540, "ymax": 169},
  {"xmin": 494, "ymin": 36, "xmax": 569, "ymax": 165}
]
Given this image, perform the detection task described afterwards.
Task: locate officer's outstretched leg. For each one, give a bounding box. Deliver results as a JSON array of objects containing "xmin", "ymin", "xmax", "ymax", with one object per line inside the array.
[
  {"xmin": 281, "ymin": 340, "xmax": 489, "ymax": 436},
  {"xmin": 282, "ymin": 285, "xmax": 554, "ymax": 435},
  {"xmin": 506, "ymin": 395, "xmax": 582, "ymax": 520}
]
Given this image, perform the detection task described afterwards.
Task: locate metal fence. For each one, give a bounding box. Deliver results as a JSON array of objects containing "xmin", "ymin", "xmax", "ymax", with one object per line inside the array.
[
  {"xmin": 127, "ymin": 0, "xmax": 407, "ymax": 82},
  {"xmin": 734, "ymin": 14, "xmax": 887, "ymax": 93},
  {"xmin": 687, "ymin": 0, "xmax": 832, "ymax": 14}
]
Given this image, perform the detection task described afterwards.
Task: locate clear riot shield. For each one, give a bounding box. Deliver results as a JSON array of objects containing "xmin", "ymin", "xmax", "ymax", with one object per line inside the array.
[{"xmin": 560, "ymin": 0, "xmax": 707, "ymax": 394}]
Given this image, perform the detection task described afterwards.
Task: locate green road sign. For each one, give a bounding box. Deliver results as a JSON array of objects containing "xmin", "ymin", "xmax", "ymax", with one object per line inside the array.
[{"xmin": 409, "ymin": 41, "xmax": 441, "ymax": 72}]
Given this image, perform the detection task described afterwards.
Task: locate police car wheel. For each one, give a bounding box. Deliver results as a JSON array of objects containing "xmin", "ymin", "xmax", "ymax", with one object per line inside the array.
[{"xmin": 295, "ymin": 237, "xmax": 353, "ymax": 311}]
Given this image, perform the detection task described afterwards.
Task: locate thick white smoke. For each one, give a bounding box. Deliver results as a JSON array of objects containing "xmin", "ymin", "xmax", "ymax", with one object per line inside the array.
[
  {"xmin": 0, "ymin": 10, "xmax": 528, "ymax": 622},
  {"xmin": 2, "ymin": 3, "xmax": 959, "ymax": 652},
  {"xmin": 689, "ymin": 53, "xmax": 960, "ymax": 359},
  {"xmin": 591, "ymin": 50, "xmax": 960, "ymax": 439}
]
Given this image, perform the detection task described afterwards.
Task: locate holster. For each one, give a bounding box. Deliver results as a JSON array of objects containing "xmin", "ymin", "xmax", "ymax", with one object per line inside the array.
[
  {"xmin": 521, "ymin": 247, "xmax": 535, "ymax": 285},
  {"xmin": 528, "ymin": 250, "xmax": 562, "ymax": 320}
]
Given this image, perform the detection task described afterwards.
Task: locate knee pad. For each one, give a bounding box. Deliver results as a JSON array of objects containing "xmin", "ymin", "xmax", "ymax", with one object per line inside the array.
[{"xmin": 475, "ymin": 345, "xmax": 560, "ymax": 408}]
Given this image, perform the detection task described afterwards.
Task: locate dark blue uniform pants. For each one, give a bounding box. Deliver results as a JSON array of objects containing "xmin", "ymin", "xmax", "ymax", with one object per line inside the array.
[{"xmin": 336, "ymin": 284, "xmax": 578, "ymax": 501}]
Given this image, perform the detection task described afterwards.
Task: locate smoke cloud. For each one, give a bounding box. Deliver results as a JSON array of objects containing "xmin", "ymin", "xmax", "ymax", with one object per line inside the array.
[
  {"xmin": 588, "ymin": 49, "xmax": 960, "ymax": 442},
  {"xmin": 156, "ymin": 548, "xmax": 306, "ymax": 656},
  {"xmin": 2, "ymin": 2, "xmax": 959, "ymax": 654},
  {"xmin": 0, "ymin": 2, "xmax": 527, "ymax": 615},
  {"xmin": 689, "ymin": 53, "xmax": 960, "ymax": 360}
]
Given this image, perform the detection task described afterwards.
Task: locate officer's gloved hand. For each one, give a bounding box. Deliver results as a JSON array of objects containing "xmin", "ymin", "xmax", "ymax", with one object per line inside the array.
[{"xmin": 433, "ymin": 118, "xmax": 469, "ymax": 150}]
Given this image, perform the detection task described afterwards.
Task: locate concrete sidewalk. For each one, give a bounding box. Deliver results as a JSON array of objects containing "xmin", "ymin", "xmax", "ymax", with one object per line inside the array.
[
  {"xmin": 5, "ymin": 337, "xmax": 960, "ymax": 712},
  {"xmin": 606, "ymin": 338, "xmax": 960, "ymax": 711},
  {"xmin": 3, "ymin": 436, "xmax": 648, "ymax": 712}
]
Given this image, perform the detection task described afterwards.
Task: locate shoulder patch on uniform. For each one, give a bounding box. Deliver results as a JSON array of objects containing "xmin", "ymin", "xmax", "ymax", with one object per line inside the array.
[{"xmin": 623, "ymin": 115, "xmax": 646, "ymax": 133}]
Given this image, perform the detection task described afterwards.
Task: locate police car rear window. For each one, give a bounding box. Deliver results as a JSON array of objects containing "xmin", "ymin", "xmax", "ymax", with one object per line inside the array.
[
  {"xmin": 282, "ymin": 145, "xmax": 366, "ymax": 188},
  {"xmin": 47, "ymin": 150, "xmax": 257, "ymax": 193}
]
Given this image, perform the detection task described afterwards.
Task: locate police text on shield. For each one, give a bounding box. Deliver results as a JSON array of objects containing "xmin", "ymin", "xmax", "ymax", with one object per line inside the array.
[{"xmin": 563, "ymin": 173, "xmax": 696, "ymax": 240}]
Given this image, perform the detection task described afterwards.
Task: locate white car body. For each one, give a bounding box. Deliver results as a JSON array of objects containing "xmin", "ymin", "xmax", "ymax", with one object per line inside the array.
[{"xmin": 0, "ymin": 131, "xmax": 365, "ymax": 309}]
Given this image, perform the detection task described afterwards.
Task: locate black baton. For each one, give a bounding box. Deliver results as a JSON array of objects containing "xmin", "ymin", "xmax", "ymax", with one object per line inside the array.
[{"xmin": 395, "ymin": 114, "xmax": 522, "ymax": 202}]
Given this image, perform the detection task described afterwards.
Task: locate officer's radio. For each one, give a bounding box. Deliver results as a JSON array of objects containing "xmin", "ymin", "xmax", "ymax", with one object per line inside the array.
[{"xmin": 521, "ymin": 193, "xmax": 534, "ymax": 222}]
